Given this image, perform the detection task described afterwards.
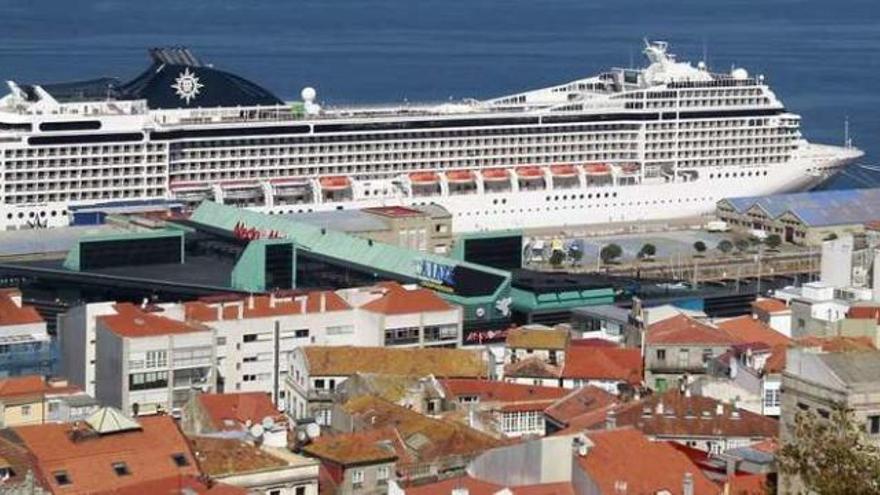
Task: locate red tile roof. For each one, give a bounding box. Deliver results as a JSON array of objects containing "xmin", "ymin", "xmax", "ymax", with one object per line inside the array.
[
  {"xmin": 10, "ymin": 416, "xmax": 199, "ymax": 494},
  {"xmin": 561, "ymin": 346, "xmax": 642, "ymax": 385},
  {"xmin": 105, "ymin": 475, "xmax": 247, "ymax": 495},
  {"xmin": 503, "ymin": 357, "xmax": 561, "ymax": 380},
  {"xmin": 578, "ymin": 428, "xmax": 719, "ymax": 495},
  {"xmin": 404, "ymin": 476, "xmax": 575, "ymax": 495},
  {"xmin": 99, "ymin": 303, "xmax": 208, "ymax": 338},
  {"xmin": 0, "ymin": 289, "xmax": 43, "ymax": 326},
  {"xmin": 544, "ymin": 386, "xmax": 617, "ymax": 427},
  {"xmin": 575, "ymin": 390, "xmax": 778, "ymax": 441},
  {"xmin": 184, "ymin": 291, "xmax": 350, "ymax": 322},
  {"xmin": 302, "ymin": 428, "xmax": 399, "ymax": 466},
  {"xmin": 647, "ymin": 314, "xmax": 739, "ymax": 346},
  {"xmin": 505, "ymin": 326, "xmax": 569, "ymax": 350},
  {"xmin": 359, "ymin": 283, "xmax": 453, "ymax": 315},
  {"xmin": 0, "ymin": 376, "xmax": 82, "ymax": 402},
  {"xmin": 342, "ymin": 396, "xmax": 503, "ymax": 463},
  {"xmin": 751, "ymin": 298, "xmax": 789, "ymax": 314},
  {"xmin": 440, "ymin": 379, "xmax": 567, "ymax": 404},
  {"xmin": 196, "ymin": 393, "xmax": 284, "ymax": 431},
  {"xmin": 303, "ymin": 346, "xmax": 486, "ymax": 378},
  {"xmin": 848, "ymin": 305, "xmax": 880, "ymax": 323},
  {"xmin": 726, "ymin": 473, "xmax": 769, "ymax": 495},
  {"xmin": 716, "ymin": 316, "xmax": 792, "ymax": 347},
  {"xmin": 795, "ymin": 335, "xmax": 876, "ymax": 352}
]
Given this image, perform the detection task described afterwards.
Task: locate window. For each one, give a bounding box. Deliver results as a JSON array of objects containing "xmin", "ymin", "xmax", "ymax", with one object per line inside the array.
[
  {"xmin": 326, "ymin": 325, "xmax": 354, "ymax": 336},
  {"xmin": 243, "ymin": 334, "xmax": 258, "ymax": 343},
  {"xmin": 217, "ymin": 337, "xmax": 227, "ymax": 346},
  {"xmin": 314, "ymin": 379, "xmax": 325, "ymax": 389},
  {"xmin": 295, "ymin": 329, "xmax": 309, "ymax": 338},
  {"xmin": 53, "ymin": 471, "xmax": 72, "ymax": 486},
  {"xmin": 763, "ymin": 389, "xmax": 780, "ymax": 409},
  {"xmin": 171, "ymin": 453, "xmax": 190, "ymax": 467},
  {"xmin": 701, "ymin": 348, "xmax": 713, "ymax": 363},
  {"xmin": 129, "ymin": 371, "xmax": 168, "ymax": 391},
  {"xmin": 21, "ymin": 405, "xmax": 31, "ymax": 416},
  {"xmin": 112, "ymin": 462, "xmax": 131, "ymax": 476},
  {"xmin": 351, "ymin": 469, "xmax": 365, "ymax": 486},
  {"xmin": 868, "ymin": 415, "xmax": 880, "ymax": 435},
  {"xmin": 677, "ymin": 348, "xmax": 690, "ymax": 367},
  {"xmin": 295, "ymin": 487, "xmax": 307, "ymax": 495},
  {"xmin": 145, "ymin": 350, "xmax": 167, "ymax": 368},
  {"xmin": 656, "ymin": 349, "xmax": 666, "ymax": 361},
  {"xmin": 377, "ymin": 465, "xmax": 390, "ymax": 482},
  {"xmin": 269, "ymin": 490, "xmax": 281, "ymax": 495}
]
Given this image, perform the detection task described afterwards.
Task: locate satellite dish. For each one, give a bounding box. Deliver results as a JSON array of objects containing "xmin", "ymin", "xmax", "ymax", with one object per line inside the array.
[
  {"xmin": 249, "ymin": 423, "xmax": 265, "ymax": 438},
  {"xmin": 262, "ymin": 416, "xmax": 275, "ymax": 430},
  {"xmin": 305, "ymin": 423, "xmax": 320, "ymax": 439}
]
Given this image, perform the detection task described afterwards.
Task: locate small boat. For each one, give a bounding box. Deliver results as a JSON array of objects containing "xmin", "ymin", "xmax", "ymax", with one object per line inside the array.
[
  {"xmin": 516, "ymin": 166, "xmax": 544, "ymax": 179},
  {"xmin": 481, "ymin": 168, "xmax": 510, "ymax": 181},
  {"xmin": 409, "ymin": 172, "xmax": 440, "ymax": 185},
  {"xmin": 583, "ymin": 163, "xmax": 612, "ymax": 176},
  {"xmin": 549, "ymin": 164, "xmax": 578, "ymax": 178},
  {"xmin": 446, "ymin": 170, "xmax": 475, "ymax": 183},
  {"xmin": 619, "ymin": 163, "xmax": 641, "ymax": 175},
  {"xmin": 319, "ymin": 176, "xmax": 352, "ymax": 190}
]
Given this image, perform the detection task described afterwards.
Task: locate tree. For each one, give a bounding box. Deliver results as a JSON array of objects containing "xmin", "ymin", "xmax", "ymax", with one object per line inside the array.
[
  {"xmin": 777, "ymin": 406, "xmax": 880, "ymax": 495},
  {"xmin": 717, "ymin": 240, "xmax": 734, "ymax": 254},
  {"xmin": 548, "ymin": 249, "xmax": 565, "ymax": 268},
  {"xmin": 637, "ymin": 243, "xmax": 657, "ymax": 260},
  {"xmin": 693, "ymin": 241, "xmax": 707, "ymax": 256},
  {"xmin": 765, "ymin": 234, "xmax": 782, "ymax": 250},
  {"xmin": 735, "ymin": 238, "xmax": 751, "ymax": 253},
  {"xmin": 600, "ymin": 244, "xmax": 623, "ymax": 265}
]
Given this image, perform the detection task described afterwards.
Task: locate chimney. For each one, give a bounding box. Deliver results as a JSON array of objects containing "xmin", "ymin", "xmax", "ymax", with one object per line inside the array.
[
  {"xmin": 605, "ymin": 408, "xmax": 617, "ymax": 430},
  {"xmin": 716, "ymin": 403, "xmax": 724, "ymax": 416},
  {"xmin": 269, "ymin": 292, "xmax": 277, "ymax": 308},
  {"xmin": 451, "ymin": 489, "xmax": 470, "ymax": 495},
  {"xmin": 247, "ymin": 295, "xmax": 255, "ymax": 310},
  {"xmin": 683, "ymin": 472, "xmax": 694, "ymax": 495},
  {"xmin": 296, "ymin": 296, "xmax": 306, "ymax": 313},
  {"xmin": 320, "ymin": 292, "xmax": 326, "ymax": 312},
  {"xmin": 655, "ymin": 402, "xmax": 665, "ymax": 416},
  {"xmin": 218, "ymin": 303, "xmax": 225, "ymax": 321}
]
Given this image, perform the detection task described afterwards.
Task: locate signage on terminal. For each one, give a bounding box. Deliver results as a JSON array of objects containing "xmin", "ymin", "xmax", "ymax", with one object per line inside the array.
[
  {"xmin": 415, "ymin": 259, "xmax": 456, "ymax": 290},
  {"xmin": 233, "ymin": 221, "xmax": 285, "ymax": 241}
]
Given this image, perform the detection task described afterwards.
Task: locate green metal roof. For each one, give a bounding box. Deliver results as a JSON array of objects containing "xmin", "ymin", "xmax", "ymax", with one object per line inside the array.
[{"xmin": 190, "ymin": 202, "xmax": 512, "ymax": 317}]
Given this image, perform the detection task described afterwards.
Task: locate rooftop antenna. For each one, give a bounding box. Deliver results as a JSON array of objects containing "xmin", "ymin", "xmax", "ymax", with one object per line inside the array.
[
  {"xmin": 844, "ymin": 116, "xmax": 853, "ymax": 148},
  {"xmin": 702, "ymin": 38, "xmax": 709, "ymax": 67}
]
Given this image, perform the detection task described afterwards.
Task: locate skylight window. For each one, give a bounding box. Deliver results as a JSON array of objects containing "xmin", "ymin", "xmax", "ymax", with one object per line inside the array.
[
  {"xmin": 53, "ymin": 471, "xmax": 72, "ymax": 486},
  {"xmin": 112, "ymin": 462, "xmax": 131, "ymax": 476},
  {"xmin": 171, "ymin": 453, "xmax": 190, "ymax": 467}
]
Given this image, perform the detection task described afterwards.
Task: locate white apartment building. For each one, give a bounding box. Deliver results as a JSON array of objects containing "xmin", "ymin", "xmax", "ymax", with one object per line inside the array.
[
  {"xmin": 61, "ymin": 282, "xmax": 462, "ymax": 412},
  {"xmin": 94, "ymin": 303, "xmax": 215, "ymax": 416}
]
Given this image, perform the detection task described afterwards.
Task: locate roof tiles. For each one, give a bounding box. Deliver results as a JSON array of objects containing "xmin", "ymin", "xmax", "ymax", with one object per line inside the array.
[
  {"xmin": 647, "ymin": 314, "xmax": 738, "ymax": 346},
  {"xmin": 303, "ymin": 346, "xmax": 486, "ymax": 378}
]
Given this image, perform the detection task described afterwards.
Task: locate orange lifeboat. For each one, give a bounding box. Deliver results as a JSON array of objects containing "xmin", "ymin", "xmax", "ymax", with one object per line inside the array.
[
  {"xmin": 620, "ymin": 163, "xmax": 641, "ymax": 175},
  {"xmin": 319, "ymin": 176, "xmax": 351, "ymax": 190},
  {"xmin": 550, "ymin": 164, "xmax": 578, "ymax": 178},
  {"xmin": 516, "ymin": 166, "xmax": 544, "ymax": 179},
  {"xmin": 446, "ymin": 170, "xmax": 475, "ymax": 183},
  {"xmin": 481, "ymin": 168, "xmax": 510, "ymax": 182},
  {"xmin": 409, "ymin": 172, "xmax": 440, "ymax": 185},
  {"xmin": 583, "ymin": 163, "xmax": 612, "ymax": 176}
]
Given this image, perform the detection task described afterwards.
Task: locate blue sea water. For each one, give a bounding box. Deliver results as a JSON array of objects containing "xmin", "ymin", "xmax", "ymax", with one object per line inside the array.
[{"xmin": 0, "ymin": 0, "xmax": 877, "ymax": 187}]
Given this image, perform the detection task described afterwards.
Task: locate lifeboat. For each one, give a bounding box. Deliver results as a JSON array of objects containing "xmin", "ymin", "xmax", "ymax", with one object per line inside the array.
[
  {"xmin": 481, "ymin": 168, "xmax": 510, "ymax": 182},
  {"xmin": 409, "ymin": 172, "xmax": 440, "ymax": 185},
  {"xmin": 516, "ymin": 166, "xmax": 544, "ymax": 179},
  {"xmin": 620, "ymin": 163, "xmax": 641, "ymax": 175},
  {"xmin": 270, "ymin": 177, "xmax": 311, "ymax": 186},
  {"xmin": 319, "ymin": 176, "xmax": 351, "ymax": 191},
  {"xmin": 446, "ymin": 170, "xmax": 475, "ymax": 183},
  {"xmin": 550, "ymin": 164, "xmax": 578, "ymax": 178},
  {"xmin": 221, "ymin": 179, "xmax": 259, "ymax": 189},
  {"xmin": 583, "ymin": 163, "xmax": 612, "ymax": 176},
  {"xmin": 169, "ymin": 181, "xmax": 210, "ymax": 191}
]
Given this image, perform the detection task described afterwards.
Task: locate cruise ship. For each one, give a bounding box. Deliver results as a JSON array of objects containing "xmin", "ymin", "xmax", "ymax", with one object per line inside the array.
[{"xmin": 0, "ymin": 42, "xmax": 862, "ymax": 232}]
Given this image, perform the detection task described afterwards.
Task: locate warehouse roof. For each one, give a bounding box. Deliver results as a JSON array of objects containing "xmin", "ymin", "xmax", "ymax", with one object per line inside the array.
[{"xmin": 721, "ymin": 188, "xmax": 880, "ymax": 227}]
